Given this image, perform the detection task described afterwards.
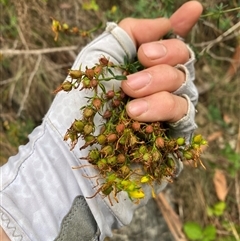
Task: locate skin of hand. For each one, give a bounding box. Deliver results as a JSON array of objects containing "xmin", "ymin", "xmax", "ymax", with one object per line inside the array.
[
  {"xmin": 120, "ymin": 1, "xmax": 203, "ymax": 123},
  {"xmin": 0, "ymin": 1, "xmax": 202, "ymax": 240}
]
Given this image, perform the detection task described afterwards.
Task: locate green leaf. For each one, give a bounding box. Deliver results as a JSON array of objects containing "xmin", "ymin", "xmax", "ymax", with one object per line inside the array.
[
  {"xmin": 82, "ymin": 0, "xmax": 99, "ymax": 11},
  {"xmin": 183, "ymin": 222, "xmax": 203, "ymax": 240},
  {"xmin": 115, "ymin": 75, "xmax": 127, "ymax": 80},
  {"xmin": 203, "ymin": 225, "xmax": 216, "ymax": 241},
  {"xmin": 212, "ymin": 201, "xmax": 226, "ymax": 216}
]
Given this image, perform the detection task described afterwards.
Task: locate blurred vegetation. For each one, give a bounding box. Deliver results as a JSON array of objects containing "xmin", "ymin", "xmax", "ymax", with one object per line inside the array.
[{"xmin": 0, "ymin": 0, "xmax": 239, "ymax": 240}]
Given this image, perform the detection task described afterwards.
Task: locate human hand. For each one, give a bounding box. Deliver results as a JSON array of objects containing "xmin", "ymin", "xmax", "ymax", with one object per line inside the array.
[{"xmin": 120, "ymin": 1, "xmax": 203, "ymax": 142}]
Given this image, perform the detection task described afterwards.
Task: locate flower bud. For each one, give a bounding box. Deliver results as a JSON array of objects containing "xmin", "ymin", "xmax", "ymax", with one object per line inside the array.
[
  {"xmin": 145, "ymin": 125, "xmax": 153, "ymax": 134},
  {"xmin": 103, "ymin": 110, "xmax": 112, "ymax": 119},
  {"xmin": 117, "ymin": 153, "xmax": 126, "ymax": 164},
  {"xmin": 92, "ymin": 98, "xmax": 102, "ymax": 110},
  {"xmin": 85, "ymin": 68, "xmax": 95, "ymax": 79},
  {"xmin": 116, "ymin": 123, "xmax": 125, "ymax": 133},
  {"xmin": 94, "ymin": 65, "xmax": 103, "ymax": 76},
  {"xmin": 107, "ymin": 133, "xmax": 117, "ymax": 143},
  {"xmin": 132, "ymin": 121, "xmax": 140, "ymax": 131},
  {"xmin": 155, "ymin": 137, "xmax": 164, "ymax": 149},
  {"xmin": 106, "ymin": 90, "xmax": 115, "ymax": 99}
]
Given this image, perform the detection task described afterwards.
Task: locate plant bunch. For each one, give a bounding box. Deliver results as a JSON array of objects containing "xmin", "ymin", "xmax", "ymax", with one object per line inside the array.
[{"xmin": 55, "ymin": 56, "xmax": 207, "ymax": 205}]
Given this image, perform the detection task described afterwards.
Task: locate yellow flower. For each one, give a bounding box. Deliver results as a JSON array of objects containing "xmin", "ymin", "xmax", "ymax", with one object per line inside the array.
[
  {"xmin": 128, "ymin": 190, "xmax": 145, "ymax": 199},
  {"xmin": 140, "ymin": 175, "xmax": 150, "ymax": 183}
]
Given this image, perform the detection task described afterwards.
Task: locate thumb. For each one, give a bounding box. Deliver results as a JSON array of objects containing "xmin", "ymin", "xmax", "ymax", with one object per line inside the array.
[{"xmin": 170, "ymin": 1, "xmax": 203, "ymax": 37}]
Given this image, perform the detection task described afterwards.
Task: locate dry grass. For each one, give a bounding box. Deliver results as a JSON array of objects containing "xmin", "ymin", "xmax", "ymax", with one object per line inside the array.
[{"xmin": 1, "ymin": 0, "xmax": 239, "ymax": 239}]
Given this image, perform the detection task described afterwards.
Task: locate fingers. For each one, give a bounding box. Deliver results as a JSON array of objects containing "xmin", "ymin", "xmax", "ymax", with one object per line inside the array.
[
  {"xmin": 126, "ymin": 92, "xmax": 188, "ymax": 123},
  {"xmin": 122, "ymin": 64, "xmax": 185, "ymax": 98},
  {"xmin": 137, "ymin": 39, "xmax": 189, "ymax": 67},
  {"xmin": 170, "ymin": 1, "xmax": 203, "ymax": 37},
  {"xmin": 118, "ymin": 18, "xmax": 171, "ymax": 47},
  {"xmin": 118, "ymin": 1, "xmax": 203, "ymax": 46}
]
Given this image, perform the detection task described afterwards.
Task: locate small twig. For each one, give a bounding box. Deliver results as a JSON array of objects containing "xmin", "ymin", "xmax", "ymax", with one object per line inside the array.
[
  {"xmin": 0, "ymin": 45, "xmax": 78, "ymax": 56},
  {"xmin": 235, "ymin": 123, "xmax": 240, "ymax": 223},
  {"xmin": 200, "ymin": 22, "xmax": 240, "ymax": 54},
  {"xmin": 17, "ymin": 55, "xmax": 42, "ymax": 116},
  {"xmin": 156, "ymin": 193, "xmax": 187, "ymax": 241},
  {"xmin": 17, "ymin": 25, "xmax": 29, "ymax": 51}
]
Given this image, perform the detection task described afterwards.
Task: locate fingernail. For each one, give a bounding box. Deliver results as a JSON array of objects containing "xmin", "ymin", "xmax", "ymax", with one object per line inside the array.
[
  {"xmin": 126, "ymin": 72, "xmax": 151, "ymax": 91},
  {"xmin": 128, "ymin": 99, "xmax": 148, "ymax": 116},
  {"xmin": 142, "ymin": 42, "xmax": 167, "ymax": 60}
]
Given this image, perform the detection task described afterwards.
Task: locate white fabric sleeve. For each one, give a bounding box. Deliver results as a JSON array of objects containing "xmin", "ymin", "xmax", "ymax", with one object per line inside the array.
[{"xmin": 0, "ymin": 22, "xmax": 198, "ymax": 241}]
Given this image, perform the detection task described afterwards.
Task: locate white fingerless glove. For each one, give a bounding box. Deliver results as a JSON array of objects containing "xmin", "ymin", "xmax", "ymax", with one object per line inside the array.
[{"xmin": 0, "ymin": 23, "xmax": 198, "ymax": 241}]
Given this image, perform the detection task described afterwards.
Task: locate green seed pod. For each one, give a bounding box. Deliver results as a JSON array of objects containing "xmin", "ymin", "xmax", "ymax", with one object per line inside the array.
[
  {"xmin": 82, "ymin": 77, "xmax": 91, "ymax": 88},
  {"xmin": 83, "ymin": 107, "xmax": 95, "ymax": 118},
  {"xmin": 100, "ymin": 145, "xmax": 113, "ymax": 156},
  {"xmin": 69, "ymin": 70, "xmax": 83, "ymax": 79},
  {"xmin": 83, "ymin": 124, "xmax": 94, "ymax": 135},
  {"xmin": 118, "ymin": 165, "xmax": 130, "ymax": 177},
  {"xmin": 107, "ymin": 173, "xmax": 117, "ymax": 182},
  {"xmin": 101, "ymin": 183, "xmax": 113, "ymax": 196},
  {"xmin": 193, "ymin": 134, "xmax": 203, "ymax": 144},
  {"xmin": 88, "ymin": 149, "xmax": 100, "ymax": 161},
  {"xmin": 84, "ymin": 134, "xmax": 95, "ymax": 143},
  {"xmin": 107, "ymin": 156, "xmax": 117, "ymax": 165},
  {"xmin": 183, "ymin": 151, "xmax": 193, "ymax": 160},
  {"xmin": 97, "ymin": 158, "xmax": 107, "ymax": 170},
  {"xmin": 139, "ymin": 145, "xmax": 148, "ymax": 154},
  {"xmin": 62, "ymin": 81, "xmax": 72, "ymax": 92},
  {"xmin": 166, "ymin": 157, "xmax": 175, "ymax": 168},
  {"xmin": 143, "ymin": 153, "xmax": 152, "ymax": 162},
  {"xmin": 72, "ymin": 119, "xmax": 84, "ymax": 132},
  {"xmin": 176, "ymin": 137, "xmax": 185, "ymax": 146},
  {"xmin": 97, "ymin": 134, "xmax": 107, "ymax": 145}
]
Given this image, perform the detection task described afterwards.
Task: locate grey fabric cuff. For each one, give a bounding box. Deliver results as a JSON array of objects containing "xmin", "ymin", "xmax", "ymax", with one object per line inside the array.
[{"xmin": 55, "ymin": 196, "xmax": 100, "ymax": 241}]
